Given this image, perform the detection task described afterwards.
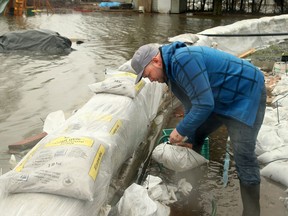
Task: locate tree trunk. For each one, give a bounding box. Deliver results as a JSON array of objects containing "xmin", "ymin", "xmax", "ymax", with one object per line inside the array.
[
  {"xmin": 257, "ymin": 0, "xmax": 263, "ymax": 12},
  {"xmin": 201, "ymin": 0, "xmax": 206, "ymax": 11},
  {"xmin": 231, "ymin": 0, "xmax": 235, "ymax": 11},
  {"xmin": 239, "ymin": 0, "xmax": 245, "ymax": 12},
  {"xmin": 213, "ymin": 0, "xmax": 222, "ymax": 15}
]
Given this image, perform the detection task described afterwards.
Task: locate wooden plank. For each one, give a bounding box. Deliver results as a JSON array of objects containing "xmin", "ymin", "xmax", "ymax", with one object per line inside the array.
[
  {"xmin": 238, "ymin": 48, "xmax": 256, "ymax": 58},
  {"xmin": 8, "ymin": 132, "xmax": 47, "ymax": 153}
]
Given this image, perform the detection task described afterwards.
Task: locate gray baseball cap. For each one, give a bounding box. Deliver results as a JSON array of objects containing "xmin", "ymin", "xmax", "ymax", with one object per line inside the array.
[{"xmin": 131, "ymin": 44, "xmax": 159, "ymax": 84}]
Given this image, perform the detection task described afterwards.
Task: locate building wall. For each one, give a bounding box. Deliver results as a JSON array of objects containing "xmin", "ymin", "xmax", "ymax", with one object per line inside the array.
[
  {"xmin": 135, "ymin": 0, "xmax": 186, "ymax": 13},
  {"xmin": 138, "ymin": 0, "xmax": 152, "ymax": 12},
  {"xmin": 157, "ymin": 0, "xmax": 171, "ymax": 13}
]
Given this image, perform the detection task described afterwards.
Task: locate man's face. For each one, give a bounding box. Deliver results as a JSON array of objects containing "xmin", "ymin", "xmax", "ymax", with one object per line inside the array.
[{"xmin": 142, "ymin": 62, "xmax": 166, "ymax": 83}]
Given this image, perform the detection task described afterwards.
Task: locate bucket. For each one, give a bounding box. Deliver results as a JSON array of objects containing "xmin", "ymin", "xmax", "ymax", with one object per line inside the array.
[
  {"xmin": 159, "ymin": 128, "xmax": 210, "ymax": 160},
  {"xmin": 162, "ymin": 128, "xmax": 173, "ymax": 136},
  {"xmin": 281, "ymin": 55, "xmax": 288, "ymax": 62},
  {"xmin": 157, "ymin": 128, "xmax": 172, "ymax": 143}
]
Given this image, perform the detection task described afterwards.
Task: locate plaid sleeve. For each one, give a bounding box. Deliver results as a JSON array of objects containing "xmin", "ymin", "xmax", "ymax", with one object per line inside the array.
[{"xmin": 173, "ymin": 48, "xmax": 214, "ymax": 137}]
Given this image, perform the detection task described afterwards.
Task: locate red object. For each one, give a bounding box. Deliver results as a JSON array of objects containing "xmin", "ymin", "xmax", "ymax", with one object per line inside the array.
[{"xmin": 8, "ymin": 132, "xmax": 47, "ymax": 153}]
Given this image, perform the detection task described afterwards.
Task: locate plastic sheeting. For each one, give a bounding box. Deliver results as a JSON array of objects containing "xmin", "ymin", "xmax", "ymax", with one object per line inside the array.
[
  {"xmin": 168, "ymin": 14, "xmax": 288, "ymax": 57},
  {"xmin": 0, "ymin": 29, "xmax": 72, "ymax": 54},
  {"xmin": 0, "ymin": 72, "xmax": 166, "ymax": 216}
]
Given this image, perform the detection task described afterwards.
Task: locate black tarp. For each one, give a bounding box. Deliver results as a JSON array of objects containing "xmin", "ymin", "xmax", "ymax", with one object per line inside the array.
[{"xmin": 0, "ymin": 29, "xmax": 72, "ymax": 54}]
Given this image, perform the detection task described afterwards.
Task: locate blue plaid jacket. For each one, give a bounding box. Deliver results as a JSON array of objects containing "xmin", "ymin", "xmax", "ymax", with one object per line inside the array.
[{"xmin": 160, "ymin": 41, "xmax": 265, "ymax": 137}]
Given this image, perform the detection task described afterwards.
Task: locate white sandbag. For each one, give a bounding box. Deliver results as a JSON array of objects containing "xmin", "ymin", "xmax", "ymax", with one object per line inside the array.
[
  {"xmin": 262, "ymin": 107, "xmax": 278, "ymax": 126},
  {"xmin": 143, "ymin": 175, "xmax": 176, "ymax": 204},
  {"xmin": 265, "ymin": 107, "xmax": 288, "ymax": 123},
  {"xmin": 272, "ymin": 76, "xmax": 288, "ymax": 96},
  {"xmin": 277, "ymin": 122, "xmax": 288, "ymax": 143},
  {"xmin": 260, "ymin": 161, "xmax": 288, "ymax": 188},
  {"xmin": 272, "ymin": 94, "xmax": 288, "ymax": 108},
  {"xmin": 142, "ymin": 175, "xmax": 192, "ymax": 204},
  {"xmin": 0, "ymin": 192, "xmax": 95, "ymax": 216},
  {"xmin": 116, "ymin": 183, "xmax": 158, "ymax": 216},
  {"xmin": 115, "ymin": 182, "xmax": 171, "ymax": 216},
  {"xmin": 0, "ymin": 133, "xmax": 109, "ymax": 201},
  {"xmin": 258, "ymin": 146, "xmax": 288, "ymax": 164},
  {"xmin": 117, "ymin": 59, "xmax": 135, "ymax": 72},
  {"xmin": 256, "ymin": 124, "xmax": 284, "ymax": 156},
  {"xmin": 152, "ymin": 143, "xmax": 208, "ymax": 172},
  {"xmin": 193, "ymin": 35, "xmax": 212, "ymax": 47},
  {"xmin": 276, "ymin": 107, "xmax": 288, "ymax": 122},
  {"xmin": 43, "ymin": 110, "xmax": 66, "ymax": 134},
  {"xmin": 88, "ymin": 72, "xmax": 145, "ymax": 98},
  {"xmin": 168, "ymin": 33, "xmax": 199, "ymax": 44}
]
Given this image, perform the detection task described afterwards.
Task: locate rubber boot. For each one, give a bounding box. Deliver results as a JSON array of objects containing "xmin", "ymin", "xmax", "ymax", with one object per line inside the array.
[{"xmin": 240, "ymin": 183, "xmax": 260, "ymax": 216}]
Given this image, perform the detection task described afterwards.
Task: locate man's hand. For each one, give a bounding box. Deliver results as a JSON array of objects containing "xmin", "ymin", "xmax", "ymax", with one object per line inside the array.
[
  {"xmin": 169, "ymin": 128, "xmax": 185, "ymax": 144},
  {"xmin": 169, "ymin": 128, "xmax": 193, "ymax": 149}
]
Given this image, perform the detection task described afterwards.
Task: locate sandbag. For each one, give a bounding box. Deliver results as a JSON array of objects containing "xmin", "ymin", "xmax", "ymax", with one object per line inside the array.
[
  {"xmin": 168, "ymin": 33, "xmax": 199, "ymax": 45},
  {"xmin": 0, "ymin": 133, "xmax": 109, "ymax": 201},
  {"xmin": 152, "ymin": 143, "xmax": 208, "ymax": 172},
  {"xmin": 88, "ymin": 72, "xmax": 145, "ymax": 98},
  {"xmin": 258, "ymin": 146, "xmax": 288, "ymax": 164},
  {"xmin": 116, "ymin": 183, "xmax": 158, "ymax": 216},
  {"xmin": 256, "ymin": 124, "xmax": 284, "ymax": 156},
  {"xmin": 260, "ymin": 161, "xmax": 288, "ymax": 188}
]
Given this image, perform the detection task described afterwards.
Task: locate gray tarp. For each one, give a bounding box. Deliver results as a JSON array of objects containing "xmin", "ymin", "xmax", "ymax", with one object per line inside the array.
[{"xmin": 0, "ymin": 29, "xmax": 72, "ymax": 54}]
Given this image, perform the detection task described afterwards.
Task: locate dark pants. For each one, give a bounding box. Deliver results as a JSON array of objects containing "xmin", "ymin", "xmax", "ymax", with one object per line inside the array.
[{"xmin": 189, "ymin": 87, "xmax": 266, "ymax": 185}]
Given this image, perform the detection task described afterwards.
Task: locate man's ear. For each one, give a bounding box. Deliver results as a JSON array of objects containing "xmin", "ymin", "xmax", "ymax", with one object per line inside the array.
[{"xmin": 152, "ymin": 54, "xmax": 162, "ymax": 68}]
